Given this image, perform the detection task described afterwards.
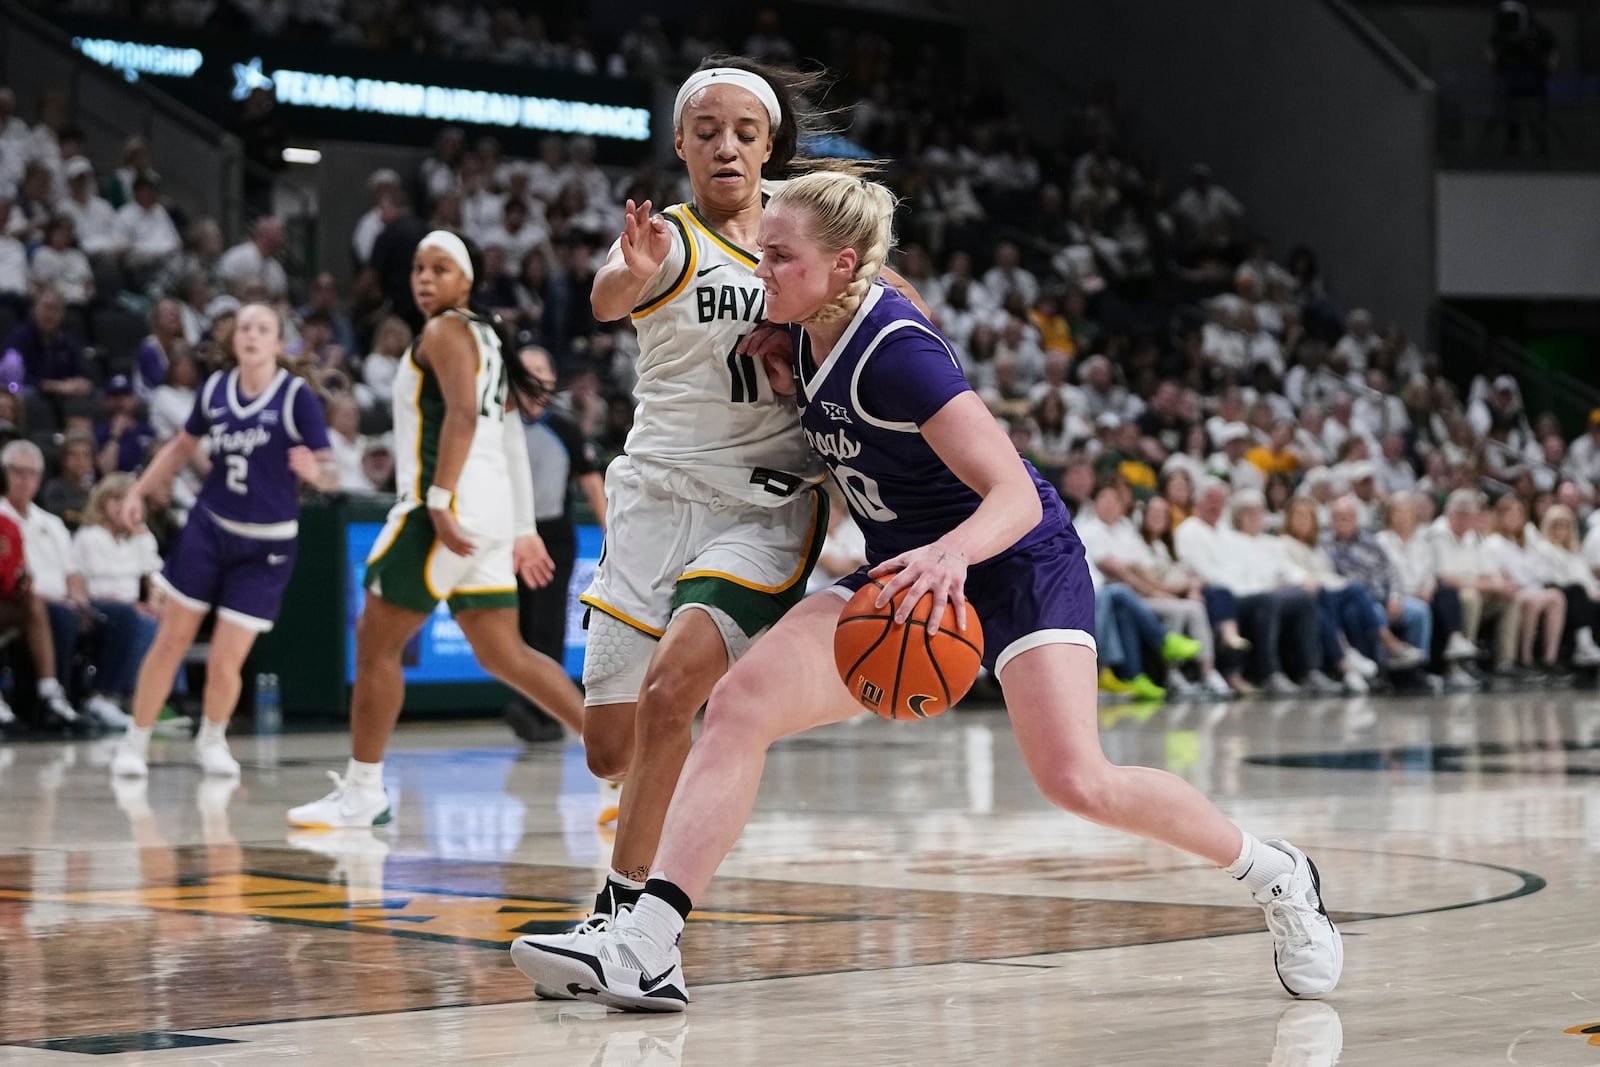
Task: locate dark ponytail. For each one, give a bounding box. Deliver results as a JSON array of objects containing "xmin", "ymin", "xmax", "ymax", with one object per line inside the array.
[{"xmin": 456, "ymin": 231, "xmax": 554, "ymax": 408}]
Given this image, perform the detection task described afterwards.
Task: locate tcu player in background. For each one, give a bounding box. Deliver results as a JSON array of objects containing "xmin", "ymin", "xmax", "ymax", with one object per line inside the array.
[{"xmin": 112, "ymin": 303, "xmax": 338, "ymax": 779}]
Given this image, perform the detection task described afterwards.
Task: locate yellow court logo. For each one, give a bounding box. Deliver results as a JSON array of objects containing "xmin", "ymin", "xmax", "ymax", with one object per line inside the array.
[
  {"xmin": 0, "ymin": 873, "xmax": 832, "ymax": 948},
  {"xmin": 1566, "ymin": 1023, "xmax": 1600, "ymax": 1047}
]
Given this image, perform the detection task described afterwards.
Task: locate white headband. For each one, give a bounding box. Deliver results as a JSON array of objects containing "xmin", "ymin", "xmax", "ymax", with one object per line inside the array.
[
  {"xmin": 417, "ymin": 230, "xmax": 474, "ymax": 282},
  {"xmin": 673, "ymin": 67, "xmax": 782, "ymax": 129}
]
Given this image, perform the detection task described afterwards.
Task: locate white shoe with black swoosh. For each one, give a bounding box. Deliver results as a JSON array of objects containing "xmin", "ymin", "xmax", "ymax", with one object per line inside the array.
[{"xmin": 511, "ymin": 919, "xmax": 687, "ymax": 1013}]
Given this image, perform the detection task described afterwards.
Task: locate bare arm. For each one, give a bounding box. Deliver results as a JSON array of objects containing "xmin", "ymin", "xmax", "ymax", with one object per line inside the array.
[
  {"xmin": 578, "ymin": 470, "xmax": 607, "ymax": 532},
  {"xmin": 132, "ymin": 431, "xmax": 200, "ymax": 501},
  {"xmin": 592, "ymin": 199, "xmax": 674, "ymax": 322},
  {"xmin": 415, "ymin": 314, "xmax": 481, "ymax": 555}
]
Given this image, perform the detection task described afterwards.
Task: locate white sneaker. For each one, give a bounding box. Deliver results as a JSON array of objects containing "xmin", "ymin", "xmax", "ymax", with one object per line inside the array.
[
  {"xmin": 195, "ymin": 736, "xmax": 240, "ymax": 777},
  {"xmin": 1265, "ymin": 673, "xmax": 1301, "ymax": 697},
  {"xmin": 1167, "ymin": 673, "xmax": 1201, "ymax": 699},
  {"xmin": 1444, "ymin": 633, "xmax": 1478, "ymax": 661},
  {"xmin": 1255, "ymin": 839, "xmax": 1343, "ymax": 999},
  {"xmin": 83, "ymin": 694, "xmax": 133, "ymax": 730},
  {"xmin": 1343, "ymin": 649, "xmax": 1380, "ymax": 680},
  {"xmin": 1385, "ymin": 644, "xmax": 1426, "ymax": 671},
  {"xmin": 1304, "ymin": 670, "xmax": 1344, "ymax": 696},
  {"xmin": 0, "ymin": 691, "xmax": 14, "ymax": 727},
  {"xmin": 1202, "ymin": 669, "xmax": 1236, "ymax": 698},
  {"xmin": 531, "ymin": 909, "xmax": 622, "ymax": 1001},
  {"xmin": 1271, "ymin": 1001, "xmax": 1344, "ymax": 1067},
  {"xmin": 111, "ymin": 740, "xmax": 149, "ymax": 778},
  {"xmin": 1340, "ymin": 669, "xmax": 1369, "ymax": 695},
  {"xmin": 1573, "ymin": 631, "xmax": 1600, "ymax": 667},
  {"xmin": 511, "ymin": 916, "xmax": 687, "ymax": 1012},
  {"xmin": 287, "ymin": 771, "xmax": 392, "ymax": 828},
  {"xmin": 39, "ymin": 685, "xmax": 79, "ymax": 726},
  {"xmin": 1445, "ymin": 664, "xmax": 1481, "ymax": 691}
]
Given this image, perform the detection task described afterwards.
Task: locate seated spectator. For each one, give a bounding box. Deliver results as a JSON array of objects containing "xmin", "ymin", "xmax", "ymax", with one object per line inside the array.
[
  {"xmin": 1078, "ymin": 354, "xmax": 1139, "ymax": 421},
  {"xmin": 482, "ymin": 198, "xmax": 548, "ymax": 272},
  {"xmin": 1485, "ymin": 493, "xmax": 1565, "ymax": 674},
  {"xmin": 149, "ymin": 347, "xmax": 199, "ymax": 442},
  {"xmin": 1379, "ymin": 492, "xmax": 1478, "ymax": 687},
  {"xmin": 1279, "ymin": 496, "xmax": 1403, "ymax": 692},
  {"xmin": 30, "ymin": 216, "xmax": 93, "ymax": 308},
  {"xmin": 94, "ymin": 376, "xmax": 158, "ymax": 475},
  {"xmin": 56, "ymin": 156, "xmax": 121, "ymax": 261},
  {"xmin": 1333, "ymin": 308, "xmax": 1380, "ymax": 372},
  {"xmin": 9, "ymin": 161, "xmax": 53, "ymax": 244},
  {"xmin": 361, "ymin": 315, "xmax": 411, "ymax": 411},
  {"xmin": 0, "ymin": 498, "xmax": 77, "ymax": 727},
  {"xmin": 360, "ymin": 433, "xmax": 396, "ymax": 493},
  {"xmin": 326, "ymin": 393, "xmax": 374, "ymax": 491},
  {"xmin": 1027, "ymin": 290, "xmax": 1075, "ymax": 357},
  {"xmin": 982, "ymin": 241, "xmax": 1039, "ymax": 309},
  {"xmin": 103, "ymin": 135, "xmax": 152, "ymax": 209},
  {"xmin": 0, "ymin": 196, "xmax": 24, "ymax": 310},
  {"xmin": 1132, "ymin": 491, "xmax": 1235, "ymax": 696},
  {"xmin": 297, "ymin": 271, "xmax": 356, "ymax": 355},
  {"xmin": 1324, "ymin": 495, "xmax": 1432, "ymax": 679},
  {"xmin": 1565, "ymin": 408, "xmax": 1600, "ymax": 490},
  {"xmin": 114, "ymin": 172, "xmax": 182, "ymax": 284},
  {"xmin": 1160, "ymin": 466, "xmax": 1196, "ymax": 527},
  {"xmin": 1207, "ymin": 421, "xmax": 1263, "ymax": 491},
  {"xmin": 1429, "ymin": 489, "xmax": 1518, "ymax": 674},
  {"xmin": 0, "ymin": 439, "xmax": 92, "ymax": 725},
  {"xmin": 1174, "ymin": 481, "xmax": 1322, "ymax": 695},
  {"xmin": 1075, "ymin": 482, "xmax": 1202, "ymax": 701},
  {"xmin": 136, "ymin": 299, "xmax": 185, "ymax": 399},
  {"xmin": 5, "ymin": 287, "xmax": 91, "ymax": 415},
  {"xmin": 1246, "ymin": 419, "xmax": 1300, "ymax": 478},
  {"xmin": 218, "ymin": 215, "xmax": 288, "ymax": 300},
  {"xmin": 72, "ymin": 474, "xmax": 160, "ymax": 728},
  {"xmin": 1535, "ymin": 505, "xmax": 1600, "ymax": 666},
  {"xmin": 1173, "ymin": 164, "xmax": 1244, "ymax": 250},
  {"xmin": 351, "ymin": 168, "xmax": 401, "ymax": 268},
  {"xmin": 39, "ymin": 430, "xmax": 96, "ymax": 530}
]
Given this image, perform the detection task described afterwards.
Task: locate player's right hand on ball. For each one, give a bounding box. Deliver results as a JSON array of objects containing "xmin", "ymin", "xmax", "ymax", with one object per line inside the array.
[
  {"xmin": 619, "ymin": 199, "xmax": 671, "ymax": 280},
  {"xmin": 430, "ymin": 506, "xmax": 477, "ymax": 557}
]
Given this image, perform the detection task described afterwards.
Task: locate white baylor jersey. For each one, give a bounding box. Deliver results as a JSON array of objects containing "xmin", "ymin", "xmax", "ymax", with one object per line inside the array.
[
  {"xmin": 623, "ymin": 202, "xmax": 825, "ymax": 507},
  {"xmin": 390, "ymin": 307, "xmax": 513, "ymax": 538}
]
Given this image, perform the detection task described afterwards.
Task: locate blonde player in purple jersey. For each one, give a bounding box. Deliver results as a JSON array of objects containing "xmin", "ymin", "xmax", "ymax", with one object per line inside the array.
[
  {"xmin": 112, "ymin": 303, "xmax": 339, "ymax": 779},
  {"xmin": 512, "ymin": 173, "xmax": 1343, "ymax": 1011}
]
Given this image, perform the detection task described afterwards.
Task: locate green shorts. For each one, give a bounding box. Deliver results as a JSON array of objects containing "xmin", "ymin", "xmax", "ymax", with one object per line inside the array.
[{"xmin": 364, "ymin": 506, "xmax": 519, "ymax": 616}]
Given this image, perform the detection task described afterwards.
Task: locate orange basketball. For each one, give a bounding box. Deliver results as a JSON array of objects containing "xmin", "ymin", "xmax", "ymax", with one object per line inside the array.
[{"xmin": 833, "ymin": 578, "xmax": 985, "ymax": 720}]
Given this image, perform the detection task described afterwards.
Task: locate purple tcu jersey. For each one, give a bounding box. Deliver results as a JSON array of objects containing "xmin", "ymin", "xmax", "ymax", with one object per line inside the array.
[
  {"xmin": 793, "ymin": 285, "xmax": 1070, "ymax": 566},
  {"xmin": 184, "ymin": 368, "xmax": 329, "ymax": 536}
]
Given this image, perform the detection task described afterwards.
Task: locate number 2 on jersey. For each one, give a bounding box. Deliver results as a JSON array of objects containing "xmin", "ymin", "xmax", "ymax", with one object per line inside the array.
[
  {"xmin": 225, "ymin": 454, "xmax": 248, "ymax": 495},
  {"xmin": 478, "ymin": 353, "xmax": 508, "ymax": 417}
]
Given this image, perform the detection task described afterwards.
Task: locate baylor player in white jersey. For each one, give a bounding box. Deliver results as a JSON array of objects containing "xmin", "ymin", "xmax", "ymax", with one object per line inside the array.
[
  {"xmin": 289, "ymin": 230, "xmax": 586, "ymax": 831},
  {"xmin": 526, "ymin": 61, "xmax": 927, "ymax": 995}
]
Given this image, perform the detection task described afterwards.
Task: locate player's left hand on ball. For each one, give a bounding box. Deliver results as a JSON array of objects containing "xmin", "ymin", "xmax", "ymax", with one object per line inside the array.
[
  {"xmin": 869, "ymin": 541, "xmax": 969, "ymax": 634},
  {"xmin": 740, "ymin": 322, "xmax": 796, "ymax": 398},
  {"xmin": 514, "ymin": 534, "xmax": 555, "ymax": 588}
]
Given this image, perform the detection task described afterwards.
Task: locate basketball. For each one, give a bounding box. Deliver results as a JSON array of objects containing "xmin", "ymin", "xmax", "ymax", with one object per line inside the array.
[{"xmin": 833, "ymin": 578, "xmax": 985, "ymax": 720}]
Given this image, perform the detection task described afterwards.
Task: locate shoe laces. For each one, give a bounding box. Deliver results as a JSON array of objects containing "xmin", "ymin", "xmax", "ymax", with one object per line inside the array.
[
  {"xmin": 1263, "ymin": 896, "xmax": 1314, "ymax": 951},
  {"xmin": 318, "ymin": 769, "xmax": 352, "ymax": 802}
]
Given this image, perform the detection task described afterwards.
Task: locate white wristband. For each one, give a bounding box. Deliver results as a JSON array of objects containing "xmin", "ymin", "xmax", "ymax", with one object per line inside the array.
[{"xmin": 426, "ymin": 485, "xmax": 454, "ymax": 510}]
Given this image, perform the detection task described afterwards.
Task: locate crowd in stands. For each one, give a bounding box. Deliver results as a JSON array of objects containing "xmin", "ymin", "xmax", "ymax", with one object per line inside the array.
[{"xmin": 2, "ymin": 3, "xmax": 1599, "ymax": 730}]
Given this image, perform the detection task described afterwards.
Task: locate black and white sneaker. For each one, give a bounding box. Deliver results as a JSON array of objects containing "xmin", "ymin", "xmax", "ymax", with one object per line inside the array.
[
  {"xmin": 532, "ymin": 910, "xmax": 616, "ymax": 1001},
  {"xmin": 511, "ymin": 918, "xmax": 687, "ymax": 1012},
  {"xmin": 1255, "ymin": 839, "xmax": 1344, "ymax": 999}
]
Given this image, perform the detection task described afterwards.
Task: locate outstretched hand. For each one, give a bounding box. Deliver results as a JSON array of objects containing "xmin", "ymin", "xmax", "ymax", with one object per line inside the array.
[
  {"xmin": 618, "ymin": 199, "xmax": 673, "ymax": 281},
  {"xmin": 513, "ymin": 534, "xmax": 556, "ymax": 588}
]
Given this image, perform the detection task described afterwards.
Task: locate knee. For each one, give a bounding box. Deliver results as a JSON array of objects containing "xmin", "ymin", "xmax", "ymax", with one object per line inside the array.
[
  {"xmin": 1035, "ymin": 762, "xmax": 1117, "ymax": 824},
  {"xmin": 635, "ymin": 664, "xmax": 708, "ymax": 738},
  {"xmin": 584, "ymin": 724, "xmax": 632, "ymax": 781}
]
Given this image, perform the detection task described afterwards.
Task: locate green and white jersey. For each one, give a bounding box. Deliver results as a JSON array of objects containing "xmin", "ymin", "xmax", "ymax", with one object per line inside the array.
[
  {"xmin": 389, "ymin": 307, "xmax": 511, "ymax": 538},
  {"xmin": 623, "ymin": 202, "xmax": 824, "ymax": 507}
]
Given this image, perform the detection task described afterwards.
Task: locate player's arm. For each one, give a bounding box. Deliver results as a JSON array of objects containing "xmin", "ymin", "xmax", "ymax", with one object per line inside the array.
[
  {"xmin": 578, "ymin": 471, "xmax": 607, "ymax": 532},
  {"xmin": 125, "ymin": 431, "xmax": 200, "ymax": 526},
  {"xmin": 501, "ymin": 405, "xmax": 556, "ymax": 587},
  {"xmin": 415, "ymin": 314, "xmax": 480, "ymax": 555},
  {"xmin": 880, "ymin": 267, "xmax": 932, "ymax": 318},
  {"xmin": 592, "ymin": 199, "xmax": 674, "ymax": 322}
]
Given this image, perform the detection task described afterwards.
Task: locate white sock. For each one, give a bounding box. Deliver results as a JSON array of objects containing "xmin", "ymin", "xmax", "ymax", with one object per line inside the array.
[
  {"xmin": 124, "ymin": 724, "xmax": 153, "ymax": 756},
  {"xmin": 1224, "ymin": 831, "xmax": 1295, "ymax": 894},
  {"xmin": 346, "ymin": 758, "xmax": 383, "ymax": 790},
  {"xmin": 626, "ymin": 893, "xmax": 686, "ymax": 952},
  {"xmin": 608, "ymin": 872, "xmax": 647, "ymax": 891},
  {"xmin": 197, "ymin": 718, "xmax": 227, "ymax": 745},
  {"xmin": 37, "ymin": 677, "xmax": 63, "ymax": 699}
]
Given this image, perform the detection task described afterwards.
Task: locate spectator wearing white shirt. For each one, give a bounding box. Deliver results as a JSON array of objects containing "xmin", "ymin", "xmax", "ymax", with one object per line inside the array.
[
  {"xmin": 1565, "ymin": 409, "xmax": 1600, "ymax": 489},
  {"xmin": 981, "ymin": 242, "xmax": 1039, "ymax": 309},
  {"xmin": 1378, "ymin": 492, "xmax": 1479, "ymax": 685},
  {"xmin": 72, "ymin": 475, "xmax": 162, "ymax": 725},
  {"xmin": 525, "ymin": 136, "xmax": 567, "ymax": 205},
  {"xmin": 1332, "ymin": 309, "xmax": 1381, "ymax": 373},
  {"xmin": 1076, "ymin": 483, "xmax": 1202, "ymax": 701},
  {"xmin": 217, "ymin": 216, "xmax": 288, "ymax": 300},
  {"xmin": 1535, "ymin": 505, "xmax": 1600, "ymax": 666},
  {"xmin": 1586, "ymin": 511, "xmax": 1600, "ymax": 576},
  {"xmin": 362, "ymin": 315, "xmax": 411, "ymax": 416},
  {"xmin": 326, "ymin": 394, "xmax": 375, "ymax": 492},
  {"xmin": 1172, "ymin": 164, "xmax": 1243, "ymax": 248},
  {"xmin": 1174, "ymin": 482, "xmax": 1321, "ymax": 694},
  {"xmin": 0, "ymin": 198, "xmax": 29, "ymax": 305},
  {"xmin": 350, "ymin": 168, "xmax": 400, "ymax": 268},
  {"xmin": 479, "ymin": 198, "xmax": 548, "ymax": 271},
  {"xmin": 1429, "ymin": 489, "xmax": 1518, "ymax": 672},
  {"xmin": 560, "ymin": 136, "xmax": 613, "ymax": 216},
  {"xmin": 1485, "ymin": 493, "xmax": 1565, "ymax": 672},
  {"xmin": 56, "ymin": 157, "xmax": 121, "ymax": 259},
  {"xmin": 0, "ymin": 439, "xmax": 91, "ymax": 725},
  {"xmin": 30, "ymin": 216, "xmax": 93, "ymax": 307},
  {"xmin": 1207, "ymin": 421, "xmax": 1264, "ymax": 492},
  {"xmin": 1375, "ymin": 433, "xmax": 1417, "ymax": 496},
  {"xmin": 149, "ymin": 348, "xmax": 200, "ymax": 442},
  {"xmin": 114, "ymin": 172, "xmax": 182, "ymax": 279}
]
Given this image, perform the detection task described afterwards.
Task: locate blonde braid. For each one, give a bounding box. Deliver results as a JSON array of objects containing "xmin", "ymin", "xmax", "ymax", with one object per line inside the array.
[{"xmin": 781, "ymin": 176, "xmax": 897, "ymax": 327}]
